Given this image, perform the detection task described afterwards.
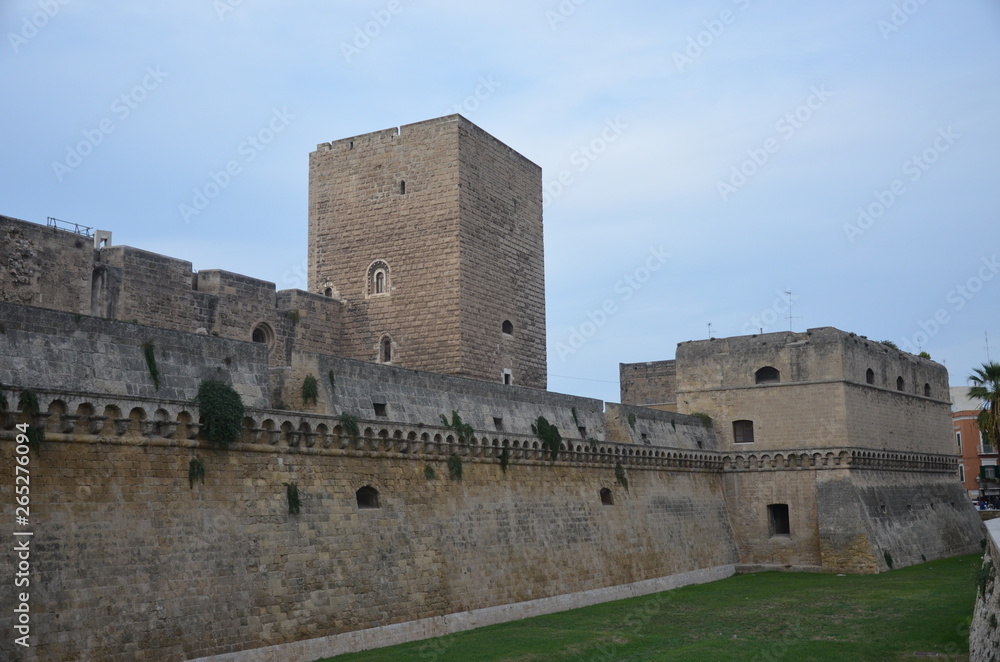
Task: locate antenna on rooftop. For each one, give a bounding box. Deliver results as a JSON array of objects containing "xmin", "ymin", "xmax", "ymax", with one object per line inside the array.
[
  {"xmin": 988, "ymin": 331, "xmax": 992, "ymax": 362},
  {"xmin": 708, "ymin": 322, "xmax": 713, "ymax": 339},
  {"xmin": 785, "ymin": 290, "xmax": 801, "ymax": 331}
]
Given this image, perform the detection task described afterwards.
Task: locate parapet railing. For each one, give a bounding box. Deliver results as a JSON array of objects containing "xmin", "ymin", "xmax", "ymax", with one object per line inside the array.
[
  {"xmin": 46, "ymin": 216, "xmax": 93, "ymax": 237},
  {"xmin": 0, "ymin": 387, "xmax": 959, "ymax": 475}
]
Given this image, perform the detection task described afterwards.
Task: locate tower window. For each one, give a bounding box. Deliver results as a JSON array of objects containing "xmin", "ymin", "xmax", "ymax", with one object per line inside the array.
[
  {"xmin": 733, "ymin": 420, "xmax": 754, "ymax": 444},
  {"xmin": 503, "ymin": 369, "xmax": 513, "ymax": 385},
  {"xmin": 367, "ymin": 261, "xmax": 390, "ymax": 297},
  {"xmin": 356, "ymin": 486, "xmax": 380, "ymax": 509},
  {"xmin": 400, "ymin": 180, "xmax": 406, "ymax": 194},
  {"xmin": 600, "ymin": 488, "xmax": 614, "ymax": 506},
  {"xmin": 251, "ymin": 323, "xmax": 274, "ymax": 349},
  {"xmin": 896, "ymin": 376, "xmax": 904, "ymax": 391},
  {"xmin": 924, "ymin": 383, "xmax": 931, "ymax": 397},
  {"xmin": 768, "ymin": 504, "xmax": 790, "ymax": 536},
  {"xmin": 755, "ymin": 366, "xmax": 780, "ymax": 384},
  {"xmin": 502, "ymin": 320, "xmax": 514, "ymax": 336},
  {"xmin": 324, "ymin": 287, "xmax": 333, "ymax": 297},
  {"xmin": 866, "ymin": 368, "xmax": 874, "ymax": 384},
  {"xmin": 380, "ymin": 336, "xmax": 392, "ymax": 363}
]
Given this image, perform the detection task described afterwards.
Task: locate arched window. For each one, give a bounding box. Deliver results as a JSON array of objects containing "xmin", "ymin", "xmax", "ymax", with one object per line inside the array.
[
  {"xmin": 502, "ymin": 320, "xmax": 514, "ymax": 336},
  {"xmin": 733, "ymin": 420, "xmax": 754, "ymax": 444},
  {"xmin": 600, "ymin": 488, "xmax": 614, "ymax": 506},
  {"xmin": 380, "ymin": 336, "xmax": 392, "ymax": 363},
  {"xmin": 924, "ymin": 383, "xmax": 931, "ymax": 397},
  {"xmin": 866, "ymin": 368, "xmax": 875, "ymax": 385},
  {"xmin": 896, "ymin": 376, "xmax": 904, "ymax": 391},
  {"xmin": 367, "ymin": 261, "xmax": 390, "ymax": 297},
  {"xmin": 399, "ymin": 180, "xmax": 406, "ymax": 195},
  {"xmin": 755, "ymin": 366, "xmax": 780, "ymax": 384},
  {"xmin": 324, "ymin": 287, "xmax": 333, "ymax": 297},
  {"xmin": 251, "ymin": 323, "xmax": 274, "ymax": 349},
  {"xmin": 356, "ymin": 486, "xmax": 380, "ymax": 509}
]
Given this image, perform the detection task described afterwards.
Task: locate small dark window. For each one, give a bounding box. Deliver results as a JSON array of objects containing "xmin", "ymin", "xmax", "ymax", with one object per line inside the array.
[
  {"xmin": 957, "ymin": 432, "xmax": 962, "ymax": 449},
  {"xmin": 373, "ymin": 403, "xmax": 387, "ymax": 418},
  {"xmin": 400, "ymin": 180, "xmax": 406, "ymax": 195},
  {"xmin": 251, "ymin": 323, "xmax": 273, "ymax": 348},
  {"xmin": 600, "ymin": 488, "xmax": 614, "ymax": 506},
  {"xmin": 768, "ymin": 504, "xmax": 790, "ymax": 536},
  {"xmin": 579, "ymin": 426, "xmax": 587, "ymax": 438},
  {"xmin": 324, "ymin": 287, "xmax": 333, "ymax": 297},
  {"xmin": 896, "ymin": 376, "xmax": 904, "ymax": 391},
  {"xmin": 493, "ymin": 417, "xmax": 504, "ymax": 431},
  {"xmin": 381, "ymin": 337, "xmax": 392, "ymax": 363},
  {"xmin": 733, "ymin": 420, "xmax": 754, "ymax": 444},
  {"xmin": 755, "ymin": 366, "xmax": 780, "ymax": 384},
  {"xmin": 252, "ymin": 328, "xmax": 266, "ymax": 343},
  {"xmin": 503, "ymin": 370, "xmax": 512, "ymax": 385},
  {"xmin": 356, "ymin": 486, "xmax": 380, "ymax": 509},
  {"xmin": 502, "ymin": 320, "xmax": 514, "ymax": 335},
  {"xmin": 924, "ymin": 383, "xmax": 931, "ymax": 397},
  {"xmin": 866, "ymin": 368, "xmax": 874, "ymax": 385}
]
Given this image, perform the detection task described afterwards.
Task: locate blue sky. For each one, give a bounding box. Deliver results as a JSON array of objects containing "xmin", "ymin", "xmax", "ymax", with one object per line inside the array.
[{"xmin": 2, "ymin": 1, "xmax": 998, "ymax": 403}]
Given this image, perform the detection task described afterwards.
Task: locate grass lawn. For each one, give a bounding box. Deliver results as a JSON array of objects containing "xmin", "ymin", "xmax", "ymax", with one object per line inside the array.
[{"xmin": 320, "ymin": 554, "xmax": 980, "ymax": 662}]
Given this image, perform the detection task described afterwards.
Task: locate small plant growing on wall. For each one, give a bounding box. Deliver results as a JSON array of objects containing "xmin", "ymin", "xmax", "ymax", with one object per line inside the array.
[
  {"xmin": 301, "ymin": 374, "xmax": 319, "ymax": 405},
  {"xmin": 340, "ymin": 413, "xmax": 360, "ymax": 440},
  {"xmin": 440, "ymin": 411, "xmax": 474, "ymax": 442},
  {"xmin": 615, "ymin": 461, "xmax": 629, "ymax": 492},
  {"xmin": 285, "ymin": 310, "xmax": 301, "ymax": 325},
  {"xmin": 627, "ymin": 412, "xmax": 636, "ymax": 431},
  {"xmin": 188, "ymin": 457, "xmax": 206, "ymax": 489},
  {"xmin": 531, "ymin": 416, "xmax": 562, "ymax": 461},
  {"xmin": 327, "ymin": 370, "xmax": 336, "ymax": 392},
  {"xmin": 142, "ymin": 340, "xmax": 160, "ymax": 391},
  {"xmin": 26, "ymin": 426, "xmax": 45, "ymax": 456},
  {"xmin": 194, "ymin": 380, "xmax": 245, "ymax": 448},
  {"xmin": 447, "ymin": 453, "xmax": 463, "ymax": 481},
  {"xmin": 692, "ymin": 412, "xmax": 712, "ymax": 427},
  {"xmin": 424, "ymin": 464, "xmax": 436, "ymax": 480},
  {"xmin": 284, "ymin": 482, "xmax": 301, "ymax": 515},
  {"xmin": 883, "ymin": 550, "xmax": 894, "ymax": 570},
  {"xmin": 571, "ymin": 406, "xmax": 580, "ymax": 426},
  {"xmin": 499, "ymin": 447, "xmax": 510, "ymax": 473},
  {"xmin": 18, "ymin": 390, "xmax": 39, "ymax": 418}
]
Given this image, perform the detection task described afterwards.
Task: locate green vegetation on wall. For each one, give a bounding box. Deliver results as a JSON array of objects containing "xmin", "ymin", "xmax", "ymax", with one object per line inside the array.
[
  {"xmin": 194, "ymin": 380, "xmax": 245, "ymax": 448},
  {"xmin": 188, "ymin": 457, "xmax": 205, "ymax": 489},
  {"xmin": 340, "ymin": 413, "xmax": 360, "ymax": 439},
  {"xmin": 499, "ymin": 447, "xmax": 510, "ymax": 473},
  {"xmin": 615, "ymin": 461, "xmax": 629, "ymax": 492},
  {"xmin": 302, "ymin": 374, "xmax": 319, "ymax": 405},
  {"xmin": 448, "ymin": 453, "xmax": 463, "ymax": 480},
  {"xmin": 424, "ymin": 464, "xmax": 436, "ymax": 480},
  {"xmin": 284, "ymin": 482, "xmax": 301, "ymax": 515},
  {"xmin": 531, "ymin": 416, "xmax": 562, "ymax": 461},
  {"xmin": 142, "ymin": 340, "xmax": 160, "ymax": 391},
  {"xmin": 441, "ymin": 411, "xmax": 474, "ymax": 441}
]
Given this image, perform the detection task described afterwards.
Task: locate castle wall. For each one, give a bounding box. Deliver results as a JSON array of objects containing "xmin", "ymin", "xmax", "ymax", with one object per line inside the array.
[
  {"xmin": 0, "ymin": 391, "xmax": 738, "ymax": 661},
  {"xmin": 0, "ymin": 215, "xmax": 94, "ymax": 313},
  {"xmin": 619, "ymin": 359, "xmax": 677, "ymax": 411},
  {"xmin": 0, "ymin": 301, "xmax": 270, "ymax": 408},
  {"xmin": 455, "ymin": 119, "xmax": 546, "ymax": 388}
]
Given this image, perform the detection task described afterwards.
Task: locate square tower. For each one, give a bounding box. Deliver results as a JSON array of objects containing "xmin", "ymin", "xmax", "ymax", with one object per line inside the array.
[{"xmin": 308, "ymin": 115, "xmax": 546, "ymax": 388}]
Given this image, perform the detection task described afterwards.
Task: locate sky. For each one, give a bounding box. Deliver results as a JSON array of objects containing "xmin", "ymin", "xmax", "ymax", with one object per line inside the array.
[{"xmin": 1, "ymin": 1, "xmax": 998, "ymax": 404}]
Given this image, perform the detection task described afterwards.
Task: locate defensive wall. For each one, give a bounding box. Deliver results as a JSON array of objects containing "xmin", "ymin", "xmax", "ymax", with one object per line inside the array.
[
  {"xmin": 971, "ymin": 519, "xmax": 999, "ymax": 661},
  {"xmin": 0, "ymin": 300, "xmax": 985, "ymax": 660}
]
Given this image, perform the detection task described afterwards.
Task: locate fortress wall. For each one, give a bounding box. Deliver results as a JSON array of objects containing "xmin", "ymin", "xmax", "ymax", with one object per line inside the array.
[
  {"xmin": 275, "ymin": 289, "xmax": 343, "ymax": 362},
  {"xmin": 843, "ymin": 382, "xmax": 954, "ymax": 454},
  {"xmin": 605, "ymin": 402, "xmax": 717, "ymax": 450},
  {"xmin": 619, "ymin": 359, "xmax": 677, "ymax": 410},
  {"xmin": 0, "ymin": 420, "xmax": 737, "ymax": 661},
  {"xmin": 0, "ymin": 301, "xmax": 270, "ymax": 408},
  {"xmin": 0, "ymin": 215, "xmax": 94, "ymax": 313},
  {"xmin": 816, "ymin": 469, "xmax": 983, "ymax": 573}
]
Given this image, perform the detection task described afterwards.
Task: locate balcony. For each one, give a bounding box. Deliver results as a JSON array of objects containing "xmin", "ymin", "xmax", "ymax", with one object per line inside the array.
[{"xmin": 980, "ymin": 444, "xmax": 997, "ymax": 455}]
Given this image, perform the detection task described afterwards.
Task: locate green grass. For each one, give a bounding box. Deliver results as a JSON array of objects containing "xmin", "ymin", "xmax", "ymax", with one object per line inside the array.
[{"xmin": 320, "ymin": 555, "xmax": 980, "ymax": 661}]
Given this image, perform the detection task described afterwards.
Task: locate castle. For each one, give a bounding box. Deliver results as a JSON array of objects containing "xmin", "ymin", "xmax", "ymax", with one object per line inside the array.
[{"xmin": 0, "ymin": 115, "xmax": 983, "ymax": 661}]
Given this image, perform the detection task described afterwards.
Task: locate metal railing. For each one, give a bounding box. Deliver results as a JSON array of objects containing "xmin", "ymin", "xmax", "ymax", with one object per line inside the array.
[{"xmin": 47, "ymin": 217, "xmax": 93, "ymax": 237}]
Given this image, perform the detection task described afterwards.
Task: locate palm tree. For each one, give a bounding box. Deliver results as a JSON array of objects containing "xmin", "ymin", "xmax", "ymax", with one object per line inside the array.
[{"xmin": 968, "ymin": 361, "xmax": 1000, "ymax": 449}]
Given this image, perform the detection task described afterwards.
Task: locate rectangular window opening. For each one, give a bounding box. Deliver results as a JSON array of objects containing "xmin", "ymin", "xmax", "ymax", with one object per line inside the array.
[
  {"xmin": 493, "ymin": 417, "xmax": 504, "ymax": 431},
  {"xmin": 768, "ymin": 503, "xmax": 790, "ymax": 537},
  {"xmin": 373, "ymin": 403, "xmax": 388, "ymax": 418}
]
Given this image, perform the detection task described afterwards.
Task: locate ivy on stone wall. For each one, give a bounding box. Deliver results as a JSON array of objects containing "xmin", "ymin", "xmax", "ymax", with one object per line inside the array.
[
  {"xmin": 500, "ymin": 447, "xmax": 510, "ymax": 473},
  {"xmin": 692, "ymin": 412, "xmax": 712, "ymax": 427},
  {"xmin": 301, "ymin": 374, "xmax": 318, "ymax": 405},
  {"xmin": 18, "ymin": 390, "xmax": 39, "ymax": 417},
  {"xmin": 188, "ymin": 457, "xmax": 205, "ymax": 489},
  {"xmin": 327, "ymin": 370, "xmax": 336, "ymax": 392},
  {"xmin": 615, "ymin": 461, "xmax": 629, "ymax": 492},
  {"xmin": 627, "ymin": 412, "xmax": 636, "ymax": 431},
  {"xmin": 340, "ymin": 413, "xmax": 360, "ymax": 440},
  {"xmin": 142, "ymin": 340, "xmax": 160, "ymax": 391},
  {"xmin": 194, "ymin": 380, "xmax": 245, "ymax": 448},
  {"xmin": 26, "ymin": 427, "xmax": 45, "ymax": 456},
  {"xmin": 447, "ymin": 453, "xmax": 463, "ymax": 481},
  {"xmin": 440, "ymin": 411, "xmax": 474, "ymax": 442},
  {"xmin": 531, "ymin": 416, "xmax": 562, "ymax": 461},
  {"xmin": 424, "ymin": 464, "xmax": 436, "ymax": 480}
]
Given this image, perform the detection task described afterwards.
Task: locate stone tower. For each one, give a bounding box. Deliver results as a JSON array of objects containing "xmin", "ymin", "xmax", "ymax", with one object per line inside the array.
[{"xmin": 308, "ymin": 115, "xmax": 546, "ymax": 388}]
